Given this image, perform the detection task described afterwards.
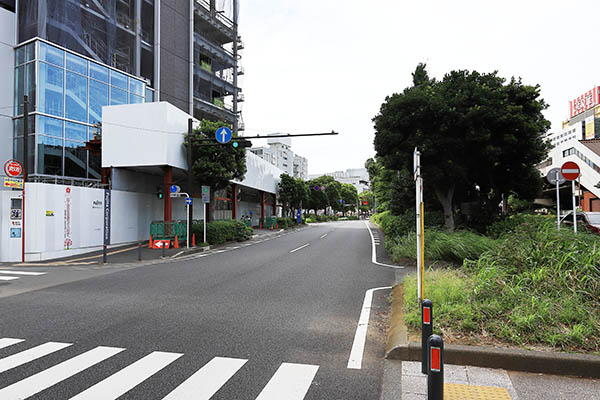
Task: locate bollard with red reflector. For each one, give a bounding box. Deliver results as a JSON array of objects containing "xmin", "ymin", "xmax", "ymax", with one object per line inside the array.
[
  {"xmin": 427, "ymin": 334, "xmax": 443, "ymax": 400},
  {"xmin": 421, "ymin": 299, "xmax": 433, "ymax": 374}
]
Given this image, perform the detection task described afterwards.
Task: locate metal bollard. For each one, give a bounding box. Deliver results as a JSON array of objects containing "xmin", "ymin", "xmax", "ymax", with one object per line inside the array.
[
  {"xmin": 103, "ymin": 245, "xmax": 107, "ymax": 264},
  {"xmin": 421, "ymin": 299, "xmax": 433, "ymax": 374},
  {"xmin": 162, "ymin": 241, "xmax": 166, "ymax": 258},
  {"xmin": 138, "ymin": 242, "xmax": 142, "ymax": 261},
  {"xmin": 427, "ymin": 334, "xmax": 444, "ymax": 400}
]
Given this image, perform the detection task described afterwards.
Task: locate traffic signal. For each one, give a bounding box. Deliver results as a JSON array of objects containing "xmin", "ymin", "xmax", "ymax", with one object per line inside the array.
[
  {"xmin": 156, "ymin": 188, "xmax": 164, "ymax": 199},
  {"xmin": 232, "ymin": 139, "xmax": 252, "ymax": 148}
]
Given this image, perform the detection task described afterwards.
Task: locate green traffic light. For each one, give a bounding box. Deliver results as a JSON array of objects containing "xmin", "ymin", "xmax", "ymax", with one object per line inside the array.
[{"xmin": 233, "ymin": 142, "xmax": 239, "ymax": 148}]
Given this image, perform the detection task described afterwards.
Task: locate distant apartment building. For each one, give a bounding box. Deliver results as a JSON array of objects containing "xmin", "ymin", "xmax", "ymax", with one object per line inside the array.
[
  {"xmin": 309, "ymin": 168, "xmax": 370, "ymax": 193},
  {"xmin": 249, "ymin": 136, "xmax": 309, "ymax": 179}
]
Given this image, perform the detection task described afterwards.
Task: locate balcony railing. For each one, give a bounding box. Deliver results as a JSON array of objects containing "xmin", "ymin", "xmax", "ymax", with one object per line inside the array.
[{"xmin": 194, "ymin": 0, "xmax": 235, "ymax": 30}]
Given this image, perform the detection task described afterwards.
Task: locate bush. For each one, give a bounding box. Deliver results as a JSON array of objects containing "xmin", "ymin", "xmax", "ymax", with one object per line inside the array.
[
  {"xmin": 485, "ymin": 213, "xmax": 554, "ymax": 238},
  {"xmin": 388, "ymin": 229, "xmax": 498, "ymax": 263},
  {"xmin": 306, "ymin": 214, "xmax": 338, "ymax": 223},
  {"xmin": 373, "ymin": 209, "xmax": 444, "ymax": 239},
  {"xmin": 191, "ymin": 220, "xmax": 253, "ymax": 245},
  {"xmin": 277, "ymin": 217, "xmax": 295, "ymax": 229}
]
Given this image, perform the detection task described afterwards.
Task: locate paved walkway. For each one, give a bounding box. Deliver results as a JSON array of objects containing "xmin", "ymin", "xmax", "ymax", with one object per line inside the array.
[{"xmin": 381, "ymin": 359, "xmax": 600, "ymax": 399}]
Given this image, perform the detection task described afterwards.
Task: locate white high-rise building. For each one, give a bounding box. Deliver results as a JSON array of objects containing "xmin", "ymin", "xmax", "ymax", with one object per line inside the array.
[
  {"xmin": 309, "ymin": 168, "xmax": 370, "ymax": 193},
  {"xmin": 249, "ymin": 135, "xmax": 308, "ymax": 179}
]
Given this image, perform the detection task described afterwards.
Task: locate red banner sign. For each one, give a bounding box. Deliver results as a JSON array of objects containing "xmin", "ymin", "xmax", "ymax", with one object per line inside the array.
[
  {"xmin": 570, "ymin": 87, "xmax": 599, "ymax": 118},
  {"xmin": 3, "ymin": 159, "xmax": 23, "ymax": 177}
]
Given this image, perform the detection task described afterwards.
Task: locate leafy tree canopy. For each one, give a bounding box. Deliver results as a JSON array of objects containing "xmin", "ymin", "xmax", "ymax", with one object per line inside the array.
[{"xmin": 373, "ymin": 64, "xmax": 550, "ymax": 230}]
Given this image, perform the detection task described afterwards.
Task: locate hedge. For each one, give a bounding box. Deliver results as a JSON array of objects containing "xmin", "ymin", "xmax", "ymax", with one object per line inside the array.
[{"xmin": 191, "ymin": 220, "xmax": 253, "ymax": 245}]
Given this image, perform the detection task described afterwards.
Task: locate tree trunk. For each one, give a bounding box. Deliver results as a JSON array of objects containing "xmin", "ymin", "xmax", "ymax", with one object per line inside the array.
[{"xmin": 435, "ymin": 186, "xmax": 455, "ymax": 231}]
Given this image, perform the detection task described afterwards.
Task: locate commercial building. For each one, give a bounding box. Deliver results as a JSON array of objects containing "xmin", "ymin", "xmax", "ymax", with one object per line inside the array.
[
  {"xmin": 0, "ymin": 1, "xmax": 283, "ymax": 262},
  {"xmin": 249, "ymin": 136, "xmax": 309, "ymax": 180},
  {"xmin": 309, "ymin": 168, "xmax": 370, "ymax": 193},
  {"xmin": 539, "ymin": 86, "xmax": 600, "ymax": 212}
]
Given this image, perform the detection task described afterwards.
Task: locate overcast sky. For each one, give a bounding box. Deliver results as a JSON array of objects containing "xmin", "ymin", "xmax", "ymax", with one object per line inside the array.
[{"xmin": 238, "ymin": 0, "xmax": 598, "ymax": 176}]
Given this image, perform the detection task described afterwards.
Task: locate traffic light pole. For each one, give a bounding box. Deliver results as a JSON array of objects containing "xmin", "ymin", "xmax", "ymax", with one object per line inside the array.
[{"xmin": 188, "ymin": 118, "xmax": 193, "ymax": 227}]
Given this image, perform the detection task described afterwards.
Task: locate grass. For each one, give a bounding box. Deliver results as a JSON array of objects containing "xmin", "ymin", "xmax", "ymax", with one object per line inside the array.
[
  {"xmin": 387, "ymin": 229, "xmax": 498, "ymax": 263},
  {"xmin": 403, "ymin": 219, "xmax": 600, "ymax": 353}
]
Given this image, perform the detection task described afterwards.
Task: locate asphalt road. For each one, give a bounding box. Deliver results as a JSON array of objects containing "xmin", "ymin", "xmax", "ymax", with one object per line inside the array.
[{"xmin": 0, "ymin": 220, "xmax": 401, "ymax": 399}]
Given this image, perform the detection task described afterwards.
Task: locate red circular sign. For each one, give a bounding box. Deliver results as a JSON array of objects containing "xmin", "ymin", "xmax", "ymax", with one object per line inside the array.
[
  {"xmin": 3, "ymin": 159, "xmax": 23, "ymax": 177},
  {"xmin": 561, "ymin": 161, "xmax": 580, "ymax": 181}
]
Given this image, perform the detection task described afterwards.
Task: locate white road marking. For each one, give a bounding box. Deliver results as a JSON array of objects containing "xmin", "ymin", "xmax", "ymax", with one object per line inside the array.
[
  {"xmin": 0, "ymin": 276, "xmax": 19, "ymax": 281},
  {"xmin": 163, "ymin": 357, "xmax": 247, "ymax": 400},
  {"xmin": 215, "ymin": 250, "xmax": 226, "ymax": 253},
  {"xmin": 171, "ymin": 251, "xmax": 184, "ymax": 258},
  {"xmin": 320, "ymin": 233, "xmax": 328, "ymax": 239},
  {"xmin": 364, "ymin": 221, "xmax": 404, "ymax": 269},
  {"xmin": 70, "ymin": 351, "xmax": 183, "ymax": 400},
  {"xmin": 0, "ymin": 342, "xmax": 72, "ymax": 373},
  {"xmin": 0, "ymin": 338, "xmax": 25, "ymax": 350},
  {"xmin": 0, "ymin": 346, "xmax": 125, "ymax": 399},
  {"xmin": 0, "ymin": 270, "xmax": 46, "ymax": 276},
  {"xmin": 289, "ymin": 243, "xmax": 310, "ymax": 253},
  {"xmin": 347, "ymin": 286, "xmax": 392, "ymax": 369},
  {"xmin": 255, "ymin": 363, "xmax": 319, "ymax": 400}
]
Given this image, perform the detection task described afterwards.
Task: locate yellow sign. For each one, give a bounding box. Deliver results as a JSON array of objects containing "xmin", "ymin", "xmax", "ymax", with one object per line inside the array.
[
  {"xmin": 585, "ymin": 116, "xmax": 595, "ymax": 139},
  {"xmin": 46, "ymin": 210, "xmax": 55, "ymax": 216},
  {"xmin": 3, "ymin": 177, "xmax": 23, "ymax": 189}
]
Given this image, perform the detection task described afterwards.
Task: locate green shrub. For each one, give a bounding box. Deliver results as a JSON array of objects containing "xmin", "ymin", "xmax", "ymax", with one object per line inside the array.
[
  {"xmin": 388, "ymin": 229, "xmax": 498, "ymax": 263},
  {"xmin": 191, "ymin": 220, "xmax": 253, "ymax": 245},
  {"xmin": 373, "ymin": 209, "xmax": 444, "ymax": 239},
  {"xmin": 277, "ymin": 217, "xmax": 295, "ymax": 229},
  {"xmin": 485, "ymin": 213, "xmax": 554, "ymax": 238}
]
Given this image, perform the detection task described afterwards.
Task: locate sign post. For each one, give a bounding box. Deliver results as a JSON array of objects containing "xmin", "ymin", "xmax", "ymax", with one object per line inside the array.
[
  {"xmin": 202, "ymin": 186, "xmax": 210, "ymax": 244},
  {"xmin": 561, "ymin": 161, "xmax": 580, "ymax": 234},
  {"xmin": 413, "ymin": 148, "xmax": 425, "ymax": 303},
  {"xmin": 185, "ymin": 196, "xmax": 192, "ymax": 248},
  {"xmin": 546, "ymin": 168, "xmax": 565, "ymax": 231}
]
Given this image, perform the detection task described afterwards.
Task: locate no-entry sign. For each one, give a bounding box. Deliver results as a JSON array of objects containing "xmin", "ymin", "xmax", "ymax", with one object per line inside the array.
[
  {"xmin": 3, "ymin": 159, "xmax": 23, "ymax": 177},
  {"xmin": 561, "ymin": 161, "xmax": 580, "ymax": 181}
]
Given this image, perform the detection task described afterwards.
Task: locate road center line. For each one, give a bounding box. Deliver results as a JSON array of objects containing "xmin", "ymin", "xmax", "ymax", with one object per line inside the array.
[
  {"xmin": 320, "ymin": 233, "xmax": 328, "ymax": 239},
  {"xmin": 347, "ymin": 286, "xmax": 392, "ymax": 369},
  {"xmin": 289, "ymin": 243, "xmax": 310, "ymax": 253}
]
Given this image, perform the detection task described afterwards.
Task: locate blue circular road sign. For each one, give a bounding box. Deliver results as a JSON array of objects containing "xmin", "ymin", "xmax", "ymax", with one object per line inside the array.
[
  {"xmin": 216, "ymin": 126, "xmax": 233, "ymax": 144},
  {"xmin": 170, "ymin": 185, "xmax": 180, "ymax": 193}
]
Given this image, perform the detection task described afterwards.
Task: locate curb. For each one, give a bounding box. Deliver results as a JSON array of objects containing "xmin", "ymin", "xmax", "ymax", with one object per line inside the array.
[
  {"xmin": 385, "ymin": 283, "xmax": 600, "ymax": 379},
  {"xmin": 171, "ymin": 246, "xmax": 210, "ymax": 258}
]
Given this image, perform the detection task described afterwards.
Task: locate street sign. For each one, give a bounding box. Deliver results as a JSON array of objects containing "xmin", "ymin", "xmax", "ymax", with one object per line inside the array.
[
  {"xmin": 546, "ymin": 168, "xmax": 566, "ymax": 185},
  {"xmin": 3, "ymin": 177, "xmax": 23, "ymax": 189},
  {"xmin": 339, "ymin": 199, "xmax": 343, "ymax": 204},
  {"xmin": 313, "ymin": 185, "xmax": 319, "ymax": 191},
  {"xmin": 297, "ymin": 209, "xmax": 302, "ymax": 224},
  {"xmin": 320, "ymin": 185, "xmax": 325, "ymax": 191},
  {"xmin": 561, "ymin": 161, "xmax": 580, "ymax": 181},
  {"xmin": 169, "ymin": 192, "xmax": 181, "ymax": 198},
  {"xmin": 202, "ymin": 186, "xmax": 210, "ymax": 203},
  {"xmin": 170, "ymin": 185, "xmax": 181, "ymax": 193},
  {"xmin": 215, "ymin": 126, "xmax": 232, "ymax": 144},
  {"xmin": 4, "ymin": 159, "xmax": 23, "ymax": 177},
  {"xmin": 185, "ymin": 197, "xmax": 192, "ymax": 205},
  {"xmin": 362, "ymin": 200, "xmax": 369, "ymax": 205}
]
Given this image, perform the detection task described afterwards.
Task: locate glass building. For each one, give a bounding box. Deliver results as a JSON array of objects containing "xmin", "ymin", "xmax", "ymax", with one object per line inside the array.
[{"xmin": 14, "ymin": 39, "xmax": 149, "ymax": 181}]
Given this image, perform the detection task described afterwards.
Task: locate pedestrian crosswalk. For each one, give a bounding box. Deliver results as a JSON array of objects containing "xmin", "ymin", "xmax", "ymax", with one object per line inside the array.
[
  {"xmin": 0, "ymin": 337, "xmax": 320, "ymax": 399},
  {"xmin": 0, "ymin": 270, "xmax": 47, "ymax": 282}
]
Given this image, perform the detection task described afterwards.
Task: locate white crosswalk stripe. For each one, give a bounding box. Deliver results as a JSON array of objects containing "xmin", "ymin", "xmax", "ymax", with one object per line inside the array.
[
  {"xmin": 256, "ymin": 363, "xmax": 320, "ymax": 400},
  {"xmin": 0, "ymin": 342, "xmax": 72, "ymax": 373},
  {"xmin": 0, "ymin": 270, "xmax": 47, "ymax": 276},
  {"xmin": 0, "ymin": 338, "xmax": 24, "ymax": 350},
  {"xmin": 0, "ymin": 346, "xmax": 125, "ymax": 399},
  {"xmin": 0, "ymin": 338, "xmax": 319, "ymax": 400},
  {"xmin": 70, "ymin": 351, "xmax": 183, "ymax": 400},
  {"xmin": 163, "ymin": 356, "xmax": 247, "ymax": 400},
  {"xmin": 0, "ymin": 276, "xmax": 20, "ymax": 281}
]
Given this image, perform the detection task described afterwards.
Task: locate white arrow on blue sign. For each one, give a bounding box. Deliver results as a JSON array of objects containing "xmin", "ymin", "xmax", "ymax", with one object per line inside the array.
[
  {"xmin": 170, "ymin": 185, "xmax": 180, "ymax": 193},
  {"xmin": 185, "ymin": 197, "xmax": 192, "ymax": 205},
  {"xmin": 215, "ymin": 126, "xmax": 233, "ymax": 144}
]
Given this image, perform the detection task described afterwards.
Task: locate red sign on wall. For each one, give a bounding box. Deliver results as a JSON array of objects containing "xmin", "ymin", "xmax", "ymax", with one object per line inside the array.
[
  {"xmin": 3, "ymin": 159, "xmax": 23, "ymax": 177},
  {"xmin": 569, "ymin": 87, "xmax": 599, "ymax": 118}
]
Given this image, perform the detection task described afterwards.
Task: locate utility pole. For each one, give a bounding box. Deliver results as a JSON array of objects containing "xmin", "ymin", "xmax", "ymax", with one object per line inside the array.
[
  {"xmin": 232, "ymin": 0, "xmax": 239, "ymax": 135},
  {"xmin": 188, "ymin": 118, "xmax": 193, "ymax": 228},
  {"xmin": 22, "ymin": 95, "xmax": 29, "ymax": 263}
]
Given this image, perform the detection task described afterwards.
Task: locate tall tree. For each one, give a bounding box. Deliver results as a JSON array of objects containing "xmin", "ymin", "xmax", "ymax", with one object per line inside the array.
[
  {"xmin": 278, "ymin": 174, "xmax": 309, "ymax": 217},
  {"xmin": 373, "ymin": 65, "xmax": 550, "ymax": 230},
  {"xmin": 185, "ymin": 119, "xmax": 247, "ymax": 219},
  {"xmin": 340, "ymin": 183, "xmax": 359, "ymax": 214}
]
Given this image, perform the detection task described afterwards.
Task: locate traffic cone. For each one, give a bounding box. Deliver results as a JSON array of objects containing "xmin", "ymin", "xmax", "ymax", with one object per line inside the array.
[
  {"xmin": 148, "ymin": 235, "xmax": 153, "ymax": 248},
  {"xmin": 174, "ymin": 235, "xmax": 179, "ymax": 248},
  {"xmin": 192, "ymin": 233, "xmax": 196, "ymax": 247},
  {"xmin": 276, "ymin": 222, "xmax": 279, "ymax": 229}
]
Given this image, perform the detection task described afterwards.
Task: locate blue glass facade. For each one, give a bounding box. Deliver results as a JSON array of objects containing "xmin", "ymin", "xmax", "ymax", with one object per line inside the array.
[{"xmin": 14, "ymin": 40, "xmax": 150, "ymax": 180}]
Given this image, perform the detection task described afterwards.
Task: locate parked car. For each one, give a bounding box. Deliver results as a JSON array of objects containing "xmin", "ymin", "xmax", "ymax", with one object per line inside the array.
[{"xmin": 562, "ymin": 211, "xmax": 600, "ymax": 234}]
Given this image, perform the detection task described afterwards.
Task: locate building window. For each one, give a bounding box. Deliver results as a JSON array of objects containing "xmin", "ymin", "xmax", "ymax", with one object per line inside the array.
[
  {"xmin": 39, "ymin": 42, "xmax": 64, "ymax": 67},
  {"xmin": 37, "ymin": 135, "xmax": 63, "ymax": 176},
  {"xmin": 38, "ymin": 62, "xmax": 64, "ymax": 117},
  {"xmin": 110, "ymin": 87, "xmax": 128, "ymax": 105},
  {"xmin": 89, "ymin": 80, "xmax": 109, "ymax": 125},
  {"xmin": 65, "ymin": 71, "xmax": 88, "ymax": 122}
]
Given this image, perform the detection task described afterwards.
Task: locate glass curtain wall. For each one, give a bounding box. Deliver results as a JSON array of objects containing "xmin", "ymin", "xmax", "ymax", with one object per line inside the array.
[{"xmin": 13, "ymin": 40, "xmax": 147, "ymax": 181}]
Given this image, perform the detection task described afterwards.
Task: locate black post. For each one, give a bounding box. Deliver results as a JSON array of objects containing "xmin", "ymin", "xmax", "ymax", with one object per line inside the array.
[
  {"xmin": 421, "ymin": 299, "xmax": 433, "ymax": 374},
  {"xmin": 162, "ymin": 241, "xmax": 166, "ymax": 258},
  {"xmin": 23, "ymin": 95, "xmax": 29, "ymax": 182},
  {"xmin": 427, "ymin": 334, "xmax": 444, "ymax": 400},
  {"xmin": 187, "ymin": 118, "xmax": 193, "ymax": 224},
  {"xmin": 138, "ymin": 242, "xmax": 142, "ymax": 261},
  {"xmin": 103, "ymin": 245, "xmax": 107, "ymax": 263}
]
